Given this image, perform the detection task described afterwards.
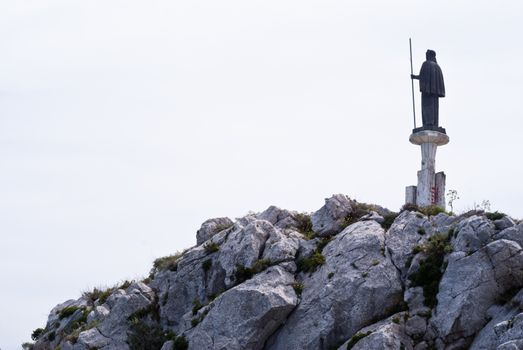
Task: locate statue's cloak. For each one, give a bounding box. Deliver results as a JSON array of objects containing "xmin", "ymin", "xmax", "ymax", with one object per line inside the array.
[{"xmin": 419, "ymin": 60, "xmax": 445, "ymax": 97}]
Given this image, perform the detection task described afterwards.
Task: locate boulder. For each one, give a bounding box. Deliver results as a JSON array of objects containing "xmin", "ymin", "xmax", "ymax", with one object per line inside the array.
[
  {"xmin": 385, "ymin": 210, "xmax": 431, "ymax": 278},
  {"xmin": 470, "ymin": 290, "xmax": 523, "ymax": 349},
  {"xmin": 257, "ymin": 206, "xmax": 299, "ymax": 229},
  {"xmin": 156, "ymin": 218, "xmax": 279, "ymax": 332},
  {"xmin": 261, "ymin": 228, "xmax": 301, "ymax": 264},
  {"xmin": 493, "ymin": 223, "xmax": 523, "ymax": 248},
  {"xmin": 493, "ymin": 216, "xmax": 515, "ymax": 231},
  {"xmin": 196, "ymin": 217, "xmax": 234, "ymax": 245},
  {"xmin": 337, "ymin": 314, "xmax": 414, "ymax": 350},
  {"xmin": 79, "ymin": 282, "xmax": 155, "ymax": 349},
  {"xmin": 311, "ymin": 194, "xmax": 354, "ymax": 236},
  {"xmin": 266, "ymin": 221, "xmax": 403, "ymax": 350},
  {"xmin": 453, "ymin": 215, "xmax": 496, "ymax": 254},
  {"xmin": 430, "ymin": 239, "xmax": 523, "ymax": 347},
  {"xmin": 186, "ymin": 266, "xmax": 298, "ymax": 350}
]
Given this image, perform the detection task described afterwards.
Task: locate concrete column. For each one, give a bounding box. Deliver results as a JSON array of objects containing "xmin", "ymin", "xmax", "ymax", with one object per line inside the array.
[
  {"xmin": 435, "ymin": 172, "xmax": 446, "ymax": 209},
  {"xmin": 407, "ymin": 130, "xmax": 449, "ymax": 209},
  {"xmin": 405, "ymin": 186, "xmax": 417, "ymax": 205}
]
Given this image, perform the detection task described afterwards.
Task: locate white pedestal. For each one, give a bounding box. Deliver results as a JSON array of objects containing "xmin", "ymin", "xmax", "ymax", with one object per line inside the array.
[{"xmin": 405, "ymin": 130, "xmax": 449, "ymax": 209}]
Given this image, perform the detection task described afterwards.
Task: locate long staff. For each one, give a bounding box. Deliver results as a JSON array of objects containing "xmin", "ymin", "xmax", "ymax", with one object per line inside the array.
[{"xmin": 409, "ymin": 38, "xmax": 417, "ymax": 128}]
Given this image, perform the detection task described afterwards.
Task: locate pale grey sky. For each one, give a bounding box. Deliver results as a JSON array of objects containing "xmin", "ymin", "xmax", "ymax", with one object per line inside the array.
[{"xmin": 1, "ymin": 1, "xmax": 522, "ymax": 348}]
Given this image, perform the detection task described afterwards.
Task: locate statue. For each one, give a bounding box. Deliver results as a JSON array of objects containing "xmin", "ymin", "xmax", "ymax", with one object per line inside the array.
[{"xmin": 411, "ymin": 49, "xmax": 445, "ymax": 131}]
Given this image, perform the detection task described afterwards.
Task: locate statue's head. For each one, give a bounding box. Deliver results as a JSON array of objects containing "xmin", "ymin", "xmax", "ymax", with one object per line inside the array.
[{"xmin": 426, "ymin": 49, "xmax": 437, "ymax": 62}]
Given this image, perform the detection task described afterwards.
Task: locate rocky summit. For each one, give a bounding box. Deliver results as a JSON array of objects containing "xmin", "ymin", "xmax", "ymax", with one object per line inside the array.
[{"xmin": 28, "ymin": 194, "xmax": 523, "ymax": 350}]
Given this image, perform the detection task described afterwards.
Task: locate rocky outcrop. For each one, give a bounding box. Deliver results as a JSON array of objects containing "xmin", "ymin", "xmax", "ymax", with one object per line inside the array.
[
  {"xmin": 196, "ymin": 217, "xmax": 234, "ymax": 245},
  {"xmin": 311, "ymin": 194, "xmax": 354, "ymax": 236},
  {"xmin": 266, "ymin": 220, "xmax": 403, "ymax": 349},
  {"xmin": 28, "ymin": 195, "xmax": 523, "ymax": 350},
  {"xmin": 186, "ymin": 266, "xmax": 298, "ymax": 350}
]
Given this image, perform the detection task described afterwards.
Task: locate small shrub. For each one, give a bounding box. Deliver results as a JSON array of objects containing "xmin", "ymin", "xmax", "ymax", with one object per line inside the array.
[
  {"xmin": 419, "ymin": 205, "xmax": 447, "ymax": 217},
  {"xmin": 214, "ymin": 222, "xmax": 234, "ymax": 233},
  {"xmin": 412, "ymin": 245, "xmax": 423, "ymax": 254},
  {"xmin": 252, "ymin": 259, "xmax": 271, "ymax": 272},
  {"xmin": 341, "ymin": 205, "xmax": 374, "ymax": 230},
  {"xmin": 153, "ymin": 252, "xmax": 183, "ymax": 273},
  {"xmin": 119, "ymin": 280, "xmax": 132, "ymax": 290},
  {"xmin": 172, "ymin": 335, "xmax": 189, "ymax": 350},
  {"xmin": 381, "ymin": 213, "xmax": 399, "ymax": 230},
  {"xmin": 58, "ymin": 306, "xmax": 82, "ymax": 320},
  {"xmin": 127, "ymin": 319, "xmax": 169, "ymax": 350},
  {"xmin": 48, "ymin": 331, "xmax": 56, "ymax": 341},
  {"xmin": 417, "ymin": 228, "xmax": 426, "ymax": 235},
  {"xmin": 192, "ymin": 299, "xmax": 202, "ymax": 315},
  {"xmin": 346, "ymin": 331, "xmax": 372, "ymax": 349},
  {"xmin": 361, "ymin": 272, "xmax": 369, "ymax": 278},
  {"xmin": 234, "ymin": 264, "xmax": 254, "ymax": 283},
  {"xmin": 292, "ymin": 282, "xmax": 304, "ymax": 296},
  {"xmin": 202, "ymin": 259, "xmax": 212, "ymax": 272},
  {"xmin": 234, "ymin": 259, "xmax": 272, "ymax": 283},
  {"xmin": 401, "ymin": 203, "xmax": 419, "ymax": 212},
  {"xmin": 127, "ymin": 302, "xmax": 160, "ymax": 323},
  {"xmin": 371, "ymin": 260, "xmax": 379, "ymax": 266},
  {"xmin": 328, "ymin": 272, "xmax": 335, "ymax": 279},
  {"xmin": 408, "ymin": 232, "xmax": 452, "ymax": 308},
  {"xmin": 191, "ymin": 318, "xmax": 199, "ymax": 327},
  {"xmin": 98, "ymin": 289, "xmax": 113, "ymax": 304},
  {"xmin": 84, "ymin": 286, "xmax": 117, "ymax": 305},
  {"xmin": 392, "ymin": 316, "xmax": 400, "ymax": 324},
  {"xmin": 31, "ymin": 328, "xmax": 45, "ymax": 341},
  {"xmin": 204, "ymin": 242, "xmax": 220, "ymax": 254},
  {"xmin": 297, "ymin": 251, "xmax": 325, "ymax": 273},
  {"xmin": 207, "ymin": 292, "xmax": 219, "ymax": 301},
  {"xmin": 295, "ymin": 213, "xmax": 315, "ymax": 239},
  {"xmin": 317, "ymin": 237, "xmax": 332, "ymax": 252},
  {"xmin": 486, "ymin": 211, "xmax": 506, "ymax": 221}
]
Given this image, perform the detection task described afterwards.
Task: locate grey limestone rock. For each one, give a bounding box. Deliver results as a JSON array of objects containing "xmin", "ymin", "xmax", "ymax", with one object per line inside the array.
[
  {"xmin": 361, "ymin": 210, "xmax": 384, "ymax": 224},
  {"xmin": 494, "ymin": 216, "xmax": 516, "ymax": 231},
  {"xmin": 32, "ymin": 196, "xmax": 523, "ymax": 350},
  {"xmin": 431, "ymin": 239, "xmax": 523, "ymax": 347},
  {"xmin": 186, "ymin": 265, "xmax": 298, "ymax": 350},
  {"xmin": 161, "ymin": 340, "xmax": 174, "ymax": 350},
  {"xmin": 257, "ymin": 205, "xmax": 299, "ymax": 229},
  {"xmin": 470, "ymin": 290, "xmax": 523, "ymax": 349},
  {"xmin": 453, "ymin": 215, "xmax": 496, "ymax": 254},
  {"xmin": 337, "ymin": 314, "xmax": 414, "ymax": 350},
  {"xmin": 385, "ymin": 210, "xmax": 432, "ymax": 278},
  {"xmin": 311, "ymin": 194, "xmax": 354, "ymax": 236},
  {"xmin": 196, "ymin": 217, "xmax": 234, "ymax": 245},
  {"xmin": 404, "ymin": 287, "xmax": 430, "ymax": 316},
  {"xmin": 261, "ymin": 227, "xmax": 301, "ymax": 264},
  {"xmin": 82, "ymin": 282, "xmax": 154, "ymax": 349},
  {"xmin": 494, "ymin": 223, "xmax": 523, "ymax": 248},
  {"xmin": 266, "ymin": 220, "xmax": 403, "ymax": 350}
]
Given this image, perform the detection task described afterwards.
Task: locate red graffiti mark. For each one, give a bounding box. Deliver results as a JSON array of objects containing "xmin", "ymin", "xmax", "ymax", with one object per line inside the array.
[{"xmin": 431, "ymin": 187, "xmax": 438, "ymax": 204}]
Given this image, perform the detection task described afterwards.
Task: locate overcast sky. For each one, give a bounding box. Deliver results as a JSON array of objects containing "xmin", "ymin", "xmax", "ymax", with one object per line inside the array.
[{"xmin": 1, "ymin": 1, "xmax": 523, "ymax": 348}]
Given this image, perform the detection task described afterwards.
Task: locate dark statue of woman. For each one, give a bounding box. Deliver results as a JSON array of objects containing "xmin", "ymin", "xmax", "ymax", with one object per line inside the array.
[{"xmin": 411, "ymin": 49, "xmax": 445, "ymax": 131}]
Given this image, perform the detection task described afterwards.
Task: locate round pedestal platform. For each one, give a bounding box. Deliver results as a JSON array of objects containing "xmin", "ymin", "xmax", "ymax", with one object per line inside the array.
[{"xmin": 409, "ymin": 130, "xmax": 449, "ymax": 146}]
